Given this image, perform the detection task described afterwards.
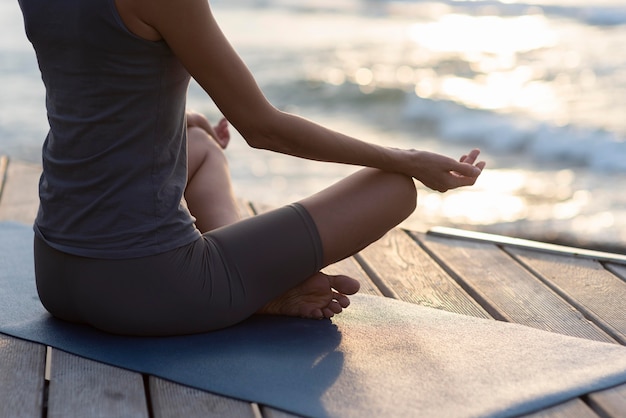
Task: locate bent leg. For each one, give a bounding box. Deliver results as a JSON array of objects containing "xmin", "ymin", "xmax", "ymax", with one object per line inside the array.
[
  {"xmin": 299, "ymin": 168, "xmax": 417, "ymax": 266},
  {"xmin": 183, "ymin": 126, "xmax": 392, "ymax": 321},
  {"xmin": 261, "ymin": 169, "xmax": 416, "ymax": 319},
  {"xmin": 185, "ymin": 126, "xmax": 240, "ymax": 232},
  {"xmin": 184, "ymin": 132, "xmax": 416, "ymax": 322}
]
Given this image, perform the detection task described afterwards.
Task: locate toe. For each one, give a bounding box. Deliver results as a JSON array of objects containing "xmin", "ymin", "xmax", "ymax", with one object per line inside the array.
[
  {"xmin": 322, "ymin": 307, "xmax": 336, "ymax": 319},
  {"xmin": 327, "ymin": 300, "xmax": 343, "ymax": 314},
  {"xmin": 307, "ymin": 307, "xmax": 324, "ymax": 320},
  {"xmin": 329, "ymin": 275, "xmax": 360, "ymax": 295},
  {"xmin": 334, "ymin": 292, "xmax": 351, "ymax": 308}
]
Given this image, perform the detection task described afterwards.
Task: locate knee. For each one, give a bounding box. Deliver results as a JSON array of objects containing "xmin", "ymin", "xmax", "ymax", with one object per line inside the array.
[
  {"xmin": 385, "ymin": 171, "xmax": 417, "ymax": 217},
  {"xmin": 188, "ymin": 126, "xmax": 223, "ymax": 155},
  {"xmin": 188, "ymin": 126, "xmax": 227, "ymax": 172},
  {"xmin": 364, "ymin": 169, "xmax": 417, "ymax": 219}
]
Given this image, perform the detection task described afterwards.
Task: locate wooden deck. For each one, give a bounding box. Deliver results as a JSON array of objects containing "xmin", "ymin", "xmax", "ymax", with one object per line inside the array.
[{"xmin": 1, "ymin": 155, "xmax": 625, "ymax": 418}]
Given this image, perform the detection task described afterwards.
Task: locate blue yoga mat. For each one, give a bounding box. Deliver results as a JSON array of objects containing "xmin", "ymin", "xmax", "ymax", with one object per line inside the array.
[{"xmin": 2, "ymin": 221, "xmax": 626, "ymax": 417}]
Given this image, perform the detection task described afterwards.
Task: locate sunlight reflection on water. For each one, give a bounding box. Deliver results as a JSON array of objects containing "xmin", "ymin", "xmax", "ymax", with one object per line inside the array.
[{"xmin": 3, "ymin": 0, "xmax": 625, "ymax": 252}]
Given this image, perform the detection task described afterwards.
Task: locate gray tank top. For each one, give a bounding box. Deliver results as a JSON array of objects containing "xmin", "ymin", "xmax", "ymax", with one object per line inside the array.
[{"xmin": 19, "ymin": 0, "xmax": 201, "ymax": 258}]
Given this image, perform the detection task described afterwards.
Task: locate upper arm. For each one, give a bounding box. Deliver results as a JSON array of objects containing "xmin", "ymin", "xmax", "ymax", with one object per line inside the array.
[{"xmin": 136, "ymin": 0, "xmax": 279, "ymax": 141}]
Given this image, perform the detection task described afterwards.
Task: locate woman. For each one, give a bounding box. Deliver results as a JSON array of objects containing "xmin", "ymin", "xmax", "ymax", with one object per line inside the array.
[{"xmin": 18, "ymin": 0, "xmax": 485, "ymax": 336}]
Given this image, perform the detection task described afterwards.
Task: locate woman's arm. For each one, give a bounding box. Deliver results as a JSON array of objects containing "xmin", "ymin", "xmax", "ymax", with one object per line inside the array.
[{"xmin": 132, "ymin": 0, "xmax": 485, "ymax": 191}]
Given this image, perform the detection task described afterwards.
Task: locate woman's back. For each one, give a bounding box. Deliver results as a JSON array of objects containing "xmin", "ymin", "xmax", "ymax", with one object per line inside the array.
[{"xmin": 18, "ymin": 0, "xmax": 199, "ymax": 258}]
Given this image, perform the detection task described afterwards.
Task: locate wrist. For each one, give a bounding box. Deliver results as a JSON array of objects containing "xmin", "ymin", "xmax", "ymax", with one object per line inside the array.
[{"xmin": 390, "ymin": 148, "xmax": 419, "ymax": 176}]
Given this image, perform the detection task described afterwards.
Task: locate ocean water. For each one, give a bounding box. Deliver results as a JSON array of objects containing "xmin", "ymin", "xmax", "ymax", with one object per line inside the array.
[{"xmin": 2, "ymin": 0, "xmax": 625, "ymax": 253}]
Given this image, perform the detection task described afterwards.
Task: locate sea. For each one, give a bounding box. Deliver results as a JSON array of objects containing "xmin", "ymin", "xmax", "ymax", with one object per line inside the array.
[{"xmin": 2, "ymin": 0, "xmax": 626, "ymax": 253}]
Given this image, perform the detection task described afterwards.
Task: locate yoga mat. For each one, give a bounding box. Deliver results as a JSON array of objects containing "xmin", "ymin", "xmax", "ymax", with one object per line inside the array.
[{"xmin": 2, "ymin": 221, "xmax": 626, "ymax": 417}]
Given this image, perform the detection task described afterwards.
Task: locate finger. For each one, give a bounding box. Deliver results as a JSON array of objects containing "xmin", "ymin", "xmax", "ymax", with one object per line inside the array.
[
  {"xmin": 217, "ymin": 117, "xmax": 229, "ymax": 129},
  {"xmin": 454, "ymin": 170, "xmax": 483, "ymax": 186},
  {"xmin": 451, "ymin": 162, "xmax": 482, "ymax": 178},
  {"xmin": 462, "ymin": 149, "xmax": 481, "ymax": 165},
  {"xmin": 213, "ymin": 118, "xmax": 231, "ymax": 149}
]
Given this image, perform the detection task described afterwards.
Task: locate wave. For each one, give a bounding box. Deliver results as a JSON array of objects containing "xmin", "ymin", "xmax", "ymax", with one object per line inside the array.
[
  {"xmin": 255, "ymin": 0, "xmax": 626, "ymax": 27},
  {"xmin": 393, "ymin": 0, "xmax": 626, "ymax": 27},
  {"xmin": 403, "ymin": 94, "xmax": 626, "ymax": 172},
  {"xmin": 440, "ymin": 0, "xmax": 626, "ymax": 27},
  {"xmin": 271, "ymin": 79, "xmax": 626, "ymax": 173}
]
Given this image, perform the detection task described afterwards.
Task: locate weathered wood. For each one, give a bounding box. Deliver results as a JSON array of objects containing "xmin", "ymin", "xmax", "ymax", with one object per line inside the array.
[
  {"xmin": 237, "ymin": 198, "xmax": 255, "ymax": 218},
  {"xmin": 429, "ymin": 226, "xmax": 626, "ymax": 265},
  {"xmin": 0, "ymin": 155, "xmax": 8, "ymax": 198},
  {"xmin": 149, "ymin": 377, "xmax": 260, "ymax": 418},
  {"xmin": 586, "ymin": 383, "xmax": 626, "ymax": 418},
  {"xmin": 0, "ymin": 334, "xmax": 46, "ymax": 418},
  {"xmin": 605, "ymin": 263, "xmax": 626, "ymax": 282},
  {"xmin": 261, "ymin": 406, "xmax": 303, "ymax": 418},
  {"xmin": 48, "ymin": 349, "xmax": 149, "ymax": 418},
  {"xmin": 323, "ymin": 256, "xmax": 382, "ymax": 296},
  {"xmin": 420, "ymin": 233, "xmax": 626, "ymax": 417},
  {"xmin": 0, "ymin": 158, "xmax": 40, "ymax": 224},
  {"xmin": 520, "ymin": 398, "xmax": 599, "ymax": 417},
  {"xmin": 247, "ymin": 201, "xmax": 275, "ymax": 215},
  {"xmin": 416, "ymin": 233, "xmax": 615, "ymax": 343},
  {"xmin": 508, "ymin": 247, "xmax": 626, "ymax": 344},
  {"xmin": 358, "ymin": 229, "xmax": 490, "ymax": 318}
]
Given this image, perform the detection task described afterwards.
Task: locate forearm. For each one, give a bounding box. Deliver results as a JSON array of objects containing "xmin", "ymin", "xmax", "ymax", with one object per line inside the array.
[
  {"xmin": 243, "ymin": 109, "xmax": 484, "ymax": 192},
  {"xmin": 246, "ymin": 109, "xmax": 409, "ymax": 174}
]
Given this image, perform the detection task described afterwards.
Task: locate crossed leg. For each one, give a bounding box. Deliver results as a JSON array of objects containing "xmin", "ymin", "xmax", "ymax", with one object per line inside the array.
[
  {"xmin": 185, "ymin": 119, "xmax": 417, "ymax": 320},
  {"xmin": 259, "ymin": 169, "xmax": 416, "ymax": 318},
  {"xmin": 186, "ymin": 121, "xmax": 240, "ymax": 232}
]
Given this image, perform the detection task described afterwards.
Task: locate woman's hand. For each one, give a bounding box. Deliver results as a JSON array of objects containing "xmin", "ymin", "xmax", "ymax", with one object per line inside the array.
[
  {"xmin": 409, "ymin": 148, "xmax": 486, "ymax": 192},
  {"xmin": 186, "ymin": 111, "xmax": 230, "ymax": 149}
]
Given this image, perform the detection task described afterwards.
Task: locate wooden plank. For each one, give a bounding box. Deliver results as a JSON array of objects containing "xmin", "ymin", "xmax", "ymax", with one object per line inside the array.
[
  {"xmin": 247, "ymin": 201, "xmax": 273, "ymax": 215},
  {"xmin": 323, "ymin": 257, "xmax": 382, "ymax": 296},
  {"xmin": 0, "ymin": 155, "xmax": 8, "ymax": 201},
  {"xmin": 429, "ymin": 226, "xmax": 626, "ymax": 265},
  {"xmin": 0, "ymin": 158, "xmax": 40, "ymax": 224},
  {"xmin": 605, "ymin": 263, "xmax": 626, "ymax": 282},
  {"xmin": 419, "ymin": 234, "xmax": 624, "ymax": 414},
  {"xmin": 520, "ymin": 398, "xmax": 599, "ymax": 417},
  {"xmin": 358, "ymin": 230, "xmax": 490, "ymax": 318},
  {"xmin": 47, "ymin": 350, "xmax": 149, "ymax": 418},
  {"xmin": 149, "ymin": 377, "xmax": 260, "ymax": 418},
  {"xmin": 586, "ymin": 383, "xmax": 626, "ymax": 418},
  {"xmin": 237, "ymin": 198, "xmax": 255, "ymax": 219},
  {"xmin": 261, "ymin": 406, "xmax": 303, "ymax": 418},
  {"xmin": 508, "ymin": 247, "xmax": 626, "ymax": 344},
  {"xmin": 0, "ymin": 334, "xmax": 46, "ymax": 418},
  {"xmin": 416, "ymin": 233, "xmax": 615, "ymax": 343}
]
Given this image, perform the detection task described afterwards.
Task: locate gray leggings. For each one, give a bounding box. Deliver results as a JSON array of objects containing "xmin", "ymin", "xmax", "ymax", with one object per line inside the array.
[{"xmin": 34, "ymin": 203, "xmax": 323, "ymax": 336}]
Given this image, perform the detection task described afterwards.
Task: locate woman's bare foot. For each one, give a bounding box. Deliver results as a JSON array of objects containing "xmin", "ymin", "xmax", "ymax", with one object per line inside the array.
[{"xmin": 259, "ymin": 273, "xmax": 360, "ymax": 319}]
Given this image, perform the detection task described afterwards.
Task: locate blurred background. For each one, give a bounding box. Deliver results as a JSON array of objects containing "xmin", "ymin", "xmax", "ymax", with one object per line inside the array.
[{"xmin": 2, "ymin": 0, "xmax": 625, "ymax": 253}]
